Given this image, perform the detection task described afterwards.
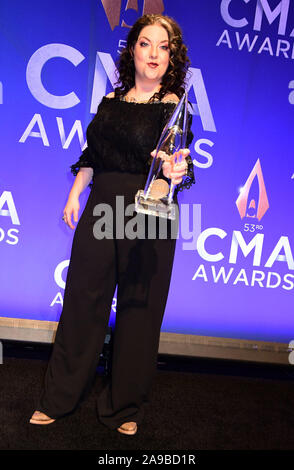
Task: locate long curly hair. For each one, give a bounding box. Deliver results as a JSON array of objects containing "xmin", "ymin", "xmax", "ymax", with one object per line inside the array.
[{"xmin": 114, "ymin": 14, "xmax": 191, "ymax": 102}]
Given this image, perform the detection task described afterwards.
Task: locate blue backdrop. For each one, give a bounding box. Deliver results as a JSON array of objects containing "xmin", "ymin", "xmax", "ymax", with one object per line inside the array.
[{"xmin": 1, "ymin": 0, "xmax": 293, "ymax": 343}]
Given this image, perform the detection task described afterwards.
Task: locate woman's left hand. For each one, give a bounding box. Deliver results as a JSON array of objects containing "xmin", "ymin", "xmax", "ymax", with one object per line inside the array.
[{"xmin": 150, "ymin": 148, "xmax": 190, "ymax": 186}]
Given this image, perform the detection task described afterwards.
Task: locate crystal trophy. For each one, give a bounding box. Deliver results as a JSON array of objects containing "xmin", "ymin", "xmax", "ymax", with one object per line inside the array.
[{"xmin": 135, "ymin": 91, "xmax": 189, "ymax": 220}]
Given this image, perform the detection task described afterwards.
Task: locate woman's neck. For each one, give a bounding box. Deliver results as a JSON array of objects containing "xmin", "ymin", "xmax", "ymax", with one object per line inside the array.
[{"xmin": 126, "ymin": 82, "xmax": 162, "ymax": 101}]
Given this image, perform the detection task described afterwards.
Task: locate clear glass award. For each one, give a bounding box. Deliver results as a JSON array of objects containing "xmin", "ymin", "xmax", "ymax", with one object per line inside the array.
[{"xmin": 135, "ymin": 91, "xmax": 189, "ymax": 220}]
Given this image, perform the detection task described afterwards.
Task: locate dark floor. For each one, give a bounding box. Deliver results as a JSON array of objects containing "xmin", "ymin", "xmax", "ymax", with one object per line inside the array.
[{"xmin": 1, "ymin": 340, "xmax": 294, "ymax": 455}]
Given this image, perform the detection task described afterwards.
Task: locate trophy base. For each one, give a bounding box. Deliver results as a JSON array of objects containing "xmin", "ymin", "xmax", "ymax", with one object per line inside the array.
[{"xmin": 135, "ymin": 190, "xmax": 176, "ymax": 220}]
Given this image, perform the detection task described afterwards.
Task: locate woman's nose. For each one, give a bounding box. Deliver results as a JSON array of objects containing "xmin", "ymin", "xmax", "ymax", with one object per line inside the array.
[{"xmin": 149, "ymin": 46, "xmax": 158, "ymax": 59}]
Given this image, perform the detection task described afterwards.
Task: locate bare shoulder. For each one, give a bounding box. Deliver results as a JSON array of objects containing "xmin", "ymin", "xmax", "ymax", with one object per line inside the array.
[
  {"xmin": 162, "ymin": 93, "xmax": 180, "ymax": 104},
  {"xmin": 105, "ymin": 91, "xmax": 115, "ymax": 98}
]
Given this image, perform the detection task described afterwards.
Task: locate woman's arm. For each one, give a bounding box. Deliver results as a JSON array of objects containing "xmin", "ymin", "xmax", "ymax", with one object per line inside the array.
[{"xmin": 63, "ymin": 167, "xmax": 93, "ymax": 229}]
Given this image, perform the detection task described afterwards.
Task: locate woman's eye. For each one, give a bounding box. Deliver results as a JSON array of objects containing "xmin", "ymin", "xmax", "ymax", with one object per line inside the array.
[
  {"xmin": 140, "ymin": 42, "xmax": 148, "ymax": 47},
  {"xmin": 160, "ymin": 45, "xmax": 169, "ymax": 50}
]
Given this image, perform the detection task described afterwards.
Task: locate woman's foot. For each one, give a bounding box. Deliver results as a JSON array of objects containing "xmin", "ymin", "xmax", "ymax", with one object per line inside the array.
[
  {"xmin": 117, "ymin": 421, "xmax": 137, "ymax": 435},
  {"xmin": 29, "ymin": 410, "xmax": 55, "ymax": 425}
]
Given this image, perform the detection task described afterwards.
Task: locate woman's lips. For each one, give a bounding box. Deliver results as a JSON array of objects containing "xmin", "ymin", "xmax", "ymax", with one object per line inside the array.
[{"xmin": 147, "ymin": 62, "xmax": 158, "ymax": 68}]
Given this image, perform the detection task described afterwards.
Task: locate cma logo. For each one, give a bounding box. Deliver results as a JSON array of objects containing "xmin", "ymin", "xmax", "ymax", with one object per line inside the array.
[
  {"xmin": 101, "ymin": 0, "xmax": 164, "ymax": 30},
  {"xmin": 221, "ymin": 0, "xmax": 294, "ymax": 37},
  {"xmin": 0, "ymin": 190, "xmax": 20, "ymax": 245},
  {"xmin": 236, "ymin": 159, "xmax": 269, "ymax": 221}
]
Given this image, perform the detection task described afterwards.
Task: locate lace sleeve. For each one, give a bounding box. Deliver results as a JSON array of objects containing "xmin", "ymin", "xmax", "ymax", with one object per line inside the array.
[
  {"xmin": 70, "ymin": 99, "xmax": 103, "ymax": 183},
  {"xmin": 70, "ymin": 146, "xmax": 95, "ymax": 176},
  {"xmin": 175, "ymin": 113, "xmax": 195, "ymax": 194},
  {"xmin": 70, "ymin": 146, "xmax": 96, "ymax": 188}
]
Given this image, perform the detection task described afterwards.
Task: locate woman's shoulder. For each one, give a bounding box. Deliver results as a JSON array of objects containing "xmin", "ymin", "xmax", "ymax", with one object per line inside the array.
[
  {"xmin": 105, "ymin": 91, "xmax": 115, "ymax": 99},
  {"xmin": 161, "ymin": 93, "xmax": 180, "ymax": 104}
]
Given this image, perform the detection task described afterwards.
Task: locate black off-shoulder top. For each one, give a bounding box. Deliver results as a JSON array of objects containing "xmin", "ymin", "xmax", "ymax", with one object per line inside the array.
[{"xmin": 70, "ymin": 94, "xmax": 195, "ymax": 193}]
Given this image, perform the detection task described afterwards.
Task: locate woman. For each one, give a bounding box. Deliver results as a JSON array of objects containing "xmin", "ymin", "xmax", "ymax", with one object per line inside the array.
[{"xmin": 30, "ymin": 13, "xmax": 195, "ymax": 436}]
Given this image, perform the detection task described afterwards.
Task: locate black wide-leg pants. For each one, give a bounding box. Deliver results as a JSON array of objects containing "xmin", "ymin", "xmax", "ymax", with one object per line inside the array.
[{"xmin": 37, "ymin": 171, "xmax": 178, "ymax": 429}]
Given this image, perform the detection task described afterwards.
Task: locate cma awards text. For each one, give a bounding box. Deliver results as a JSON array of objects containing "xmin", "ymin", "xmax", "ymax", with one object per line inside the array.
[
  {"xmin": 193, "ymin": 228, "xmax": 294, "ymax": 291},
  {"xmin": 218, "ymin": 0, "xmax": 294, "ymax": 60}
]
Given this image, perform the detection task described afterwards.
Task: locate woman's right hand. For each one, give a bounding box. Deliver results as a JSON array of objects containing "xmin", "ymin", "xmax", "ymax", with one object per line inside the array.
[
  {"xmin": 150, "ymin": 149, "xmax": 189, "ymax": 186},
  {"xmin": 62, "ymin": 167, "xmax": 93, "ymax": 229},
  {"xmin": 63, "ymin": 195, "xmax": 80, "ymax": 230}
]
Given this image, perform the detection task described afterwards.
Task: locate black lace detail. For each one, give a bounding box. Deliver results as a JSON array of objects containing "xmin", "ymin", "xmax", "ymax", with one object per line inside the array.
[
  {"xmin": 70, "ymin": 146, "xmax": 96, "ymax": 188},
  {"xmin": 70, "ymin": 94, "xmax": 195, "ymax": 192},
  {"xmin": 70, "ymin": 147, "xmax": 95, "ymax": 176}
]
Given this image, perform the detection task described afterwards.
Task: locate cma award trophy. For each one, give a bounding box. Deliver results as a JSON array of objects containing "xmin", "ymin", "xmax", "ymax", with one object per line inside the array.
[{"xmin": 135, "ymin": 91, "xmax": 189, "ymax": 220}]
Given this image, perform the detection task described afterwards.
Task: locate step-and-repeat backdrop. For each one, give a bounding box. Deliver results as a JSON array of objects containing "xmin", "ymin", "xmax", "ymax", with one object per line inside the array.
[{"xmin": 1, "ymin": 0, "xmax": 293, "ymax": 344}]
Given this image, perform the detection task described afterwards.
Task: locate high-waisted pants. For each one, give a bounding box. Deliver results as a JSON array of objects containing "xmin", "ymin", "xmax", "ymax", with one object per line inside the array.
[{"xmin": 37, "ymin": 171, "xmax": 178, "ymax": 430}]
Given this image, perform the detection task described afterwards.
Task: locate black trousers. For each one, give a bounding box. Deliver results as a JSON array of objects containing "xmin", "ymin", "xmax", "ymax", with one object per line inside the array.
[{"xmin": 37, "ymin": 172, "xmax": 177, "ymax": 429}]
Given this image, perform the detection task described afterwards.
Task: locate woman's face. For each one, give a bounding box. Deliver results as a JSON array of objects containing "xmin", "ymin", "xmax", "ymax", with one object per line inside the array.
[{"xmin": 132, "ymin": 24, "xmax": 170, "ymax": 86}]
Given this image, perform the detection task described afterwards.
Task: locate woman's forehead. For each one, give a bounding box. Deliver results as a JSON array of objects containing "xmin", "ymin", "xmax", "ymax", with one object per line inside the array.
[{"xmin": 137, "ymin": 24, "xmax": 169, "ymax": 42}]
